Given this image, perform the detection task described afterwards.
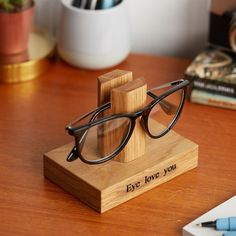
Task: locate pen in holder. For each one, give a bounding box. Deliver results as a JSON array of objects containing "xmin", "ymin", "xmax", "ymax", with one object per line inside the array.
[{"xmin": 57, "ymin": 0, "xmax": 130, "ymax": 70}]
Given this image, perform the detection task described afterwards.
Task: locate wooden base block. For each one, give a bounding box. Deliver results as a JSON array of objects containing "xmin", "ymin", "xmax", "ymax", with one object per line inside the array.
[{"xmin": 44, "ymin": 121, "xmax": 198, "ymax": 213}]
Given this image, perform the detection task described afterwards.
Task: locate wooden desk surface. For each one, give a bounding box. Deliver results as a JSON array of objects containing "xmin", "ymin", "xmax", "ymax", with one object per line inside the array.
[{"xmin": 0, "ymin": 54, "xmax": 235, "ymax": 236}]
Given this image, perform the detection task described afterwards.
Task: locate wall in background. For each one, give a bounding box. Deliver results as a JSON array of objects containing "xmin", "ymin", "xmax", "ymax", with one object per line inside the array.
[{"xmin": 33, "ymin": 0, "xmax": 210, "ymax": 58}]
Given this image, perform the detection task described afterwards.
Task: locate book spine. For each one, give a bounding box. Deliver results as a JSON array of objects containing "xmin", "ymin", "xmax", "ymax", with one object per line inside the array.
[
  {"xmin": 190, "ymin": 89, "xmax": 236, "ymax": 110},
  {"xmin": 185, "ymin": 75, "xmax": 236, "ymax": 98}
]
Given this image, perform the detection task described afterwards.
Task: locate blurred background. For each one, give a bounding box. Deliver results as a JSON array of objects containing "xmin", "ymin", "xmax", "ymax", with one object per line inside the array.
[{"xmin": 33, "ymin": 0, "xmax": 210, "ymax": 58}]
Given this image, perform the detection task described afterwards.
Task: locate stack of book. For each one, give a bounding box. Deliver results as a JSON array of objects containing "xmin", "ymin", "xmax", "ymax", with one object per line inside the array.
[{"xmin": 185, "ymin": 47, "xmax": 236, "ymax": 110}]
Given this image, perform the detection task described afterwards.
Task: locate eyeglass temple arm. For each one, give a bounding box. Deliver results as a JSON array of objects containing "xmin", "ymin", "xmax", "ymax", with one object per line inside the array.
[
  {"xmin": 147, "ymin": 80, "xmax": 184, "ymax": 115},
  {"xmin": 67, "ymin": 79, "xmax": 184, "ymax": 130},
  {"xmin": 66, "ymin": 102, "xmax": 111, "ymax": 130},
  {"xmin": 147, "ymin": 79, "xmax": 184, "ymax": 92}
]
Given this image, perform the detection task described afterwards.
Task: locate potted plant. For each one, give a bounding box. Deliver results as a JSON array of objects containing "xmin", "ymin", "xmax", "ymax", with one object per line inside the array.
[{"xmin": 0, "ymin": 0, "xmax": 34, "ymax": 55}]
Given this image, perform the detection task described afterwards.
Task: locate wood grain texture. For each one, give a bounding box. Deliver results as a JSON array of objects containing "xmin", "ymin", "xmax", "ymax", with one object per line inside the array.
[
  {"xmin": 0, "ymin": 54, "xmax": 236, "ymax": 236},
  {"xmin": 111, "ymin": 77, "xmax": 147, "ymax": 162},
  {"xmin": 97, "ymin": 69, "xmax": 133, "ymax": 106}
]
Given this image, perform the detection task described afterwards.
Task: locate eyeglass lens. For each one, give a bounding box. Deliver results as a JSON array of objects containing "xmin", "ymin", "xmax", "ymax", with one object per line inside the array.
[
  {"xmin": 78, "ymin": 117, "xmax": 131, "ymax": 162},
  {"xmin": 147, "ymin": 87, "xmax": 184, "ymax": 137}
]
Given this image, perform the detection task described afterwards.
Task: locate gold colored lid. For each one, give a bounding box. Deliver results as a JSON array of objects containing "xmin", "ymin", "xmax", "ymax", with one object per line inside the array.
[{"xmin": 0, "ymin": 28, "xmax": 55, "ymax": 83}]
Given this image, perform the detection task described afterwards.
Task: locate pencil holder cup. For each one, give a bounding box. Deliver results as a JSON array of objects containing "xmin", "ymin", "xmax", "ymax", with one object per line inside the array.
[{"xmin": 57, "ymin": 0, "xmax": 130, "ymax": 70}]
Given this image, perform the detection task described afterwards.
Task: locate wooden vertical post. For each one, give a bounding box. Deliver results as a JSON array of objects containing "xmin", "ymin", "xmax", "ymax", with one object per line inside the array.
[
  {"xmin": 97, "ymin": 71, "xmax": 147, "ymax": 163},
  {"xmin": 97, "ymin": 69, "xmax": 133, "ymax": 106},
  {"xmin": 97, "ymin": 70, "xmax": 133, "ymax": 159},
  {"xmin": 111, "ymin": 77, "xmax": 147, "ymax": 162}
]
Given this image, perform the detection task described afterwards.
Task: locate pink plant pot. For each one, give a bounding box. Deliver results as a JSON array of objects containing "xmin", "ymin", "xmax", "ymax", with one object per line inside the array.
[{"xmin": 0, "ymin": 4, "xmax": 34, "ymax": 55}]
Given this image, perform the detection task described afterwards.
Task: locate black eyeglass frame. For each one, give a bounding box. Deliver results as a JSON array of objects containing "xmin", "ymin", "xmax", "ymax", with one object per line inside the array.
[{"xmin": 66, "ymin": 79, "xmax": 189, "ymax": 165}]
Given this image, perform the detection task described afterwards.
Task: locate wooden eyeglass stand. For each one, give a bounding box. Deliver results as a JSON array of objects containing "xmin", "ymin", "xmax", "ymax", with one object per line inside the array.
[{"xmin": 44, "ymin": 70, "xmax": 199, "ymax": 213}]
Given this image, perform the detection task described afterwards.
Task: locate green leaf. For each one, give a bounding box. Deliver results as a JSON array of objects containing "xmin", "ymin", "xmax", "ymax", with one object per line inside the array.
[
  {"xmin": 0, "ymin": 0, "xmax": 14, "ymax": 12},
  {"xmin": 0, "ymin": 0, "xmax": 31, "ymax": 12}
]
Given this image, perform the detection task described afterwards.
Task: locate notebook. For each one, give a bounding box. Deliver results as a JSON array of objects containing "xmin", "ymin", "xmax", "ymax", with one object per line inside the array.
[{"xmin": 183, "ymin": 195, "xmax": 236, "ymax": 236}]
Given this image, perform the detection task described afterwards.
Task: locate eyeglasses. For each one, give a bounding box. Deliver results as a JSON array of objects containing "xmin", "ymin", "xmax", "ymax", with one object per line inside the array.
[{"xmin": 66, "ymin": 79, "xmax": 189, "ymax": 164}]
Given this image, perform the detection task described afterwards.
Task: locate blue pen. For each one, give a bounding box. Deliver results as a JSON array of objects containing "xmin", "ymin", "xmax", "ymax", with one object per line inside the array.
[
  {"xmin": 96, "ymin": 0, "xmax": 115, "ymax": 9},
  {"xmin": 197, "ymin": 217, "xmax": 236, "ymax": 231}
]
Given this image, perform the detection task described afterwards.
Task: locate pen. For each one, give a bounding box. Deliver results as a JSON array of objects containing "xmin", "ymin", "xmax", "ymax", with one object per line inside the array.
[
  {"xmin": 85, "ymin": 0, "xmax": 98, "ymax": 9},
  {"xmin": 96, "ymin": 0, "xmax": 115, "ymax": 9},
  {"xmin": 80, "ymin": 0, "xmax": 87, "ymax": 9},
  {"xmin": 72, "ymin": 0, "xmax": 82, "ymax": 8},
  {"xmin": 72, "ymin": 0, "xmax": 87, "ymax": 8},
  {"xmin": 197, "ymin": 217, "xmax": 236, "ymax": 231},
  {"xmin": 72, "ymin": 0, "xmax": 122, "ymax": 9},
  {"xmin": 90, "ymin": 0, "xmax": 98, "ymax": 10},
  {"xmin": 85, "ymin": 0, "xmax": 92, "ymax": 9}
]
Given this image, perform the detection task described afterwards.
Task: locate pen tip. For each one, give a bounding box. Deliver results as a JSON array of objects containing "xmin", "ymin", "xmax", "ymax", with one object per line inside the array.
[{"xmin": 196, "ymin": 223, "xmax": 202, "ymax": 227}]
